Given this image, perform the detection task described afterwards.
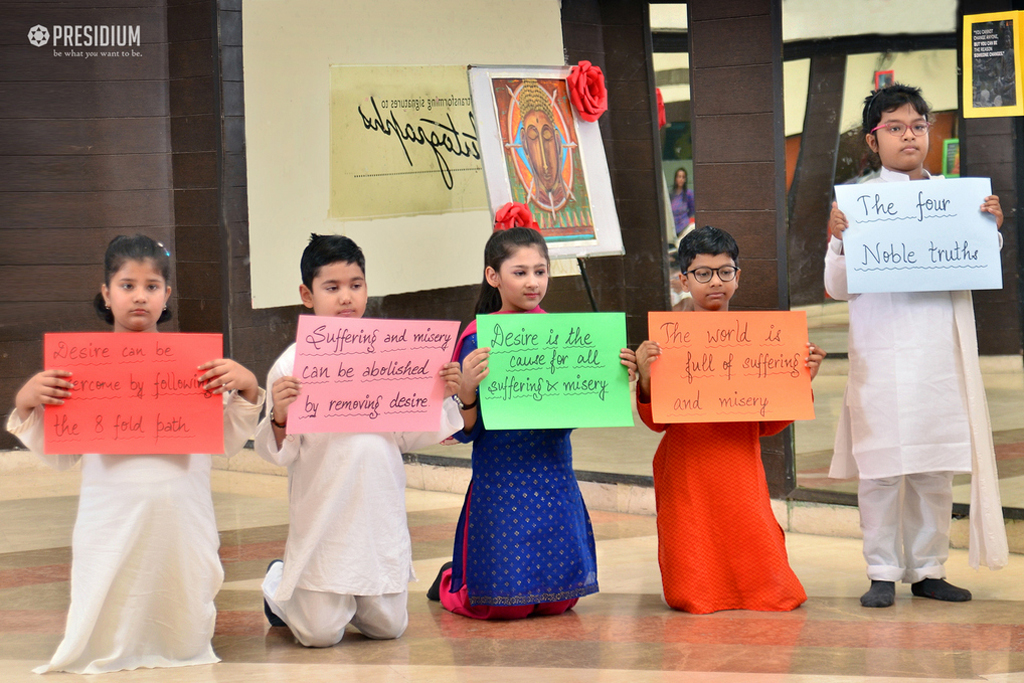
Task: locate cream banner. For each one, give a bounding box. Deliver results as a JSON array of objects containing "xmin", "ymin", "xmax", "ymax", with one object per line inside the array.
[{"xmin": 330, "ymin": 65, "xmax": 487, "ymax": 220}]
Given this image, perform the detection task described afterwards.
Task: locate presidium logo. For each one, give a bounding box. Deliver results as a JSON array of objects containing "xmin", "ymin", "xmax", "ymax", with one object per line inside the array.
[
  {"xmin": 27, "ymin": 25, "xmax": 49, "ymax": 47},
  {"xmin": 27, "ymin": 23, "xmax": 142, "ymax": 58}
]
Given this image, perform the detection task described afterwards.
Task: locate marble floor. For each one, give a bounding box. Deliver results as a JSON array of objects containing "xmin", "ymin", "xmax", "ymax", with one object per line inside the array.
[{"xmin": 2, "ymin": 466, "xmax": 1024, "ymax": 682}]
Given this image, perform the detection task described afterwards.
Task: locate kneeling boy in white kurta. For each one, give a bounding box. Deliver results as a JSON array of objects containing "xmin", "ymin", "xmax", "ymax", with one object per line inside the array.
[
  {"xmin": 825, "ymin": 84, "xmax": 1007, "ymax": 608},
  {"xmin": 255, "ymin": 234, "xmax": 464, "ymax": 647}
]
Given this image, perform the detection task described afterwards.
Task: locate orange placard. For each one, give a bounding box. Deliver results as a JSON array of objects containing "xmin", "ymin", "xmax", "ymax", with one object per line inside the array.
[
  {"xmin": 43, "ymin": 333, "xmax": 223, "ymax": 454},
  {"xmin": 648, "ymin": 311, "xmax": 814, "ymax": 424}
]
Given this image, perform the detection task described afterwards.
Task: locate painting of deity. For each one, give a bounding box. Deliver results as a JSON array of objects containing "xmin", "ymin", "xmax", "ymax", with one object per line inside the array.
[{"xmin": 491, "ymin": 77, "xmax": 596, "ymax": 242}]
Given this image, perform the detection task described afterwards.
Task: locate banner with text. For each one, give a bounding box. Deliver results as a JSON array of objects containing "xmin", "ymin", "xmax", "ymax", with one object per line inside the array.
[
  {"xmin": 287, "ymin": 316, "xmax": 460, "ymax": 433},
  {"xmin": 476, "ymin": 312, "xmax": 633, "ymax": 430},
  {"xmin": 329, "ymin": 65, "xmax": 487, "ymax": 220},
  {"xmin": 43, "ymin": 333, "xmax": 223, "ymax": 455},
  {"xmin": 648, "ymin": 311, "xmax": 814, "ymax": 424},
  {"xmin": 835, "ymin": 177, "xmax": 1002, "ymax": 294}
]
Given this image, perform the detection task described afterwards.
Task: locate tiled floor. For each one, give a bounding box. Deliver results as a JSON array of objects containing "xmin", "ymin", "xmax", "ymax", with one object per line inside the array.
[{"xmin": 1, "ymin": 466, "xmax": 1023, "ymax": 682}]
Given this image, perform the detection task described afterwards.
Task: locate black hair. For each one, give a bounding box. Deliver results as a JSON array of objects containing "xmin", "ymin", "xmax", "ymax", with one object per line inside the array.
[
  {"xmin": 300, "ymin": 233, "xmax": 365, "ymax": 289},
  {"xmin": 475, "ymin": 227, "xmax": 550, "ymax": 314},
  {"xmin": 673, "ymin": 167, "xmax": 688, "ymax": 191},
  {"xmin": 861, "ymin": 83, "xmax": 931, "ymax": 137},
  {"xmin": 93, "ymin": 234, "xmax": 172, "ymax": 325},
  {"xmin": 677, "ymin": 225, "xmax": 739, "ymax": 273}
]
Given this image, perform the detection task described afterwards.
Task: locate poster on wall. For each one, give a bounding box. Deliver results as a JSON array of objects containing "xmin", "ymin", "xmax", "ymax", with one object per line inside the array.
[
  {"xmin": 963, "ymin": 11, "xmax": 1024, "ymax": 118},
  {"xmin": 329, "ymin": 65, "xmax": 488, "ymax": 220},
  {"xmin": 469, "ymin": 65, "xmax": 624, "ymax": 259}
]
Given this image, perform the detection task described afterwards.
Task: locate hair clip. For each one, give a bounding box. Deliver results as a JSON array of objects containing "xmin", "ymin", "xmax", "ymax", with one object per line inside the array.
[{"xmin": 156, "ymin": 241, "xmax": 171, "ymax": 257}]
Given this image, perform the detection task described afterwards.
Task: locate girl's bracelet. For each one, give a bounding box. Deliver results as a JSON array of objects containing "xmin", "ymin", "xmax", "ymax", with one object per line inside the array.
[
  {"xmin": 453, "ymin": 394, "xmax": 479, "ymax": 411},
  {"xmin": 271, "ymin": 415, "xmax": 287, "ymax": 429}
]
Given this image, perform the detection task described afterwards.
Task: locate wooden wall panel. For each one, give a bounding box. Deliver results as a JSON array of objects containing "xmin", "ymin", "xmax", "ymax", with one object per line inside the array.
[
  {"xmin": 0, "ymin": 118, "xmax": 171, "ymax": 155},
  {"xmin": 0, "ymin": 190, "xmax": 173, "ymax": 228},
  {"xmin": 168, "ymin": 0, "xmax": 222, "ymax": 335},
  {"xmin": 0, "ymin": 1, "xmax": 175, "ymax": 449},
  {"xmin": 689, "ymin": 65, "xmax": 773, "ymax": 115}
]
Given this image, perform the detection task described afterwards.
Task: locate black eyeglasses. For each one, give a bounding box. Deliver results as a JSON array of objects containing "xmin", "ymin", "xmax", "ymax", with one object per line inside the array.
[{"xmin": 685, "ymin": 266, "xmax": 739, "ymax": 283}]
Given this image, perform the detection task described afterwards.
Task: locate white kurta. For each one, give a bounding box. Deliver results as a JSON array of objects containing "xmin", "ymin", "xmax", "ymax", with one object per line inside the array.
[
  {"xmin": 6, "ymin": 389, "xmax": 264, "ymax": 674},
  {"xmin": 255, "ymin": 343, "xmax": 463, "ymax": 602},
  {"xmin": 825, "ymin": 166, "xmax": 1006, "ymax": 569}
]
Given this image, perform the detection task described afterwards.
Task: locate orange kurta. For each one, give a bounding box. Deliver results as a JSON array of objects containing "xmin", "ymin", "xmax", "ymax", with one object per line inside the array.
[{"xmin": 638, "ymin": 398, "xmax": 806, "ymax": 614}]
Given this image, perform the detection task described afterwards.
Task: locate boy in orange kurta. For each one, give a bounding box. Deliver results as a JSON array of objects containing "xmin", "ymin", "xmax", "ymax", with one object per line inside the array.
[{"xmin": 636, "ymin": 226, "xmax": 825, "ymax": 614}]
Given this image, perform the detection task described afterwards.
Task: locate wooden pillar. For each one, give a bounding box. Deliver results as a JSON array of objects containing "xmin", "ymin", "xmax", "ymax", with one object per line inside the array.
[
  {"xmin": 168, "ymin": 0, "xmax": 224, "ymax": 337},
  {"xmin": 689, "ymin": 0, "xmax": 794, "ymax": 496},
  {"xmin": 561, "ymin": 0, "xmax": 670, "ymax": 344},
  {"xmin": 787, "ymin": 52, "xmax": 846, "ymax": 307}
]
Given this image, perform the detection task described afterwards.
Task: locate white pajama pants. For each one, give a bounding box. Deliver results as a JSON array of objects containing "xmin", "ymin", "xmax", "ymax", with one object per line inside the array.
[
  {"xmin": 858, "ymin": 472, "xmax": 954, "ymax": 583},
  {"xmin": 262, "ymin": 562, "xmax": 408, "ymax": 648}
]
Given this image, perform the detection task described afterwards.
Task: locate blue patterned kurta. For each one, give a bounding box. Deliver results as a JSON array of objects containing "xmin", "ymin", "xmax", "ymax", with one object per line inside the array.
[{"xmin": 450, "ymin": 332, "xmax": 599, "ymax": 606}]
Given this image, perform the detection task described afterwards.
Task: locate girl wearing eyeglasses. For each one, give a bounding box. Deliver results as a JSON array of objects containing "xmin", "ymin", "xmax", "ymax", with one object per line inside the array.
[{"xmin": 824, "ymin": 84, "xmax": 1006, "ymax": 609}]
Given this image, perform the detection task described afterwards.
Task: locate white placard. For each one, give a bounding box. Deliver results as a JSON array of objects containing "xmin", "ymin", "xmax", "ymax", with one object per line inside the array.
[{"xmin": 835, "ymin": 177, "xmax": 1002, "ymax": 294}]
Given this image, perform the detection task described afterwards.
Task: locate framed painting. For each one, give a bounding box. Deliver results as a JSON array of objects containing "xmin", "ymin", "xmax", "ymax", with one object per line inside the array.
[{"xmin": 469, "ymin": 65, "xmax": 624, "ymax": 259}]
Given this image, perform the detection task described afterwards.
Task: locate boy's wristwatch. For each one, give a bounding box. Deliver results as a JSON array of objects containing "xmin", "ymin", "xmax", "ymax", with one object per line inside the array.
[{"xmin": 452, "ymin": 394, "xmax": 479, "ymax": 410}]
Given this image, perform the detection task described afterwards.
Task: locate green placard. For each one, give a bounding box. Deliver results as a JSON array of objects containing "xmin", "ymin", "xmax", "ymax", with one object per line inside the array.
[{"xmin": 475, "ymin": 312, "xmax": 634, "ymax": 430}]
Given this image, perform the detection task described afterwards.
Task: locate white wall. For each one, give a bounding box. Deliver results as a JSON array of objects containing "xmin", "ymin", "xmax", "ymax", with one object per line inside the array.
[
  {"xmin": 782, "ymin": 0, "xmax": 957, "ymax": 40},
  {"xmin": 244, "ymin": 1, "xmax": 564, "ymax": 308},
  {"xmin": 784, "ymin": 50, "xmax": 959, "ymax": 137}
]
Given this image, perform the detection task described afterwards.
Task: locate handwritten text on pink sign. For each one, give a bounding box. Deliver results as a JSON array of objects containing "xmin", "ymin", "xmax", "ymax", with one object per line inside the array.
[{"xmin": 287, "ymin": 316, "xmax": 460, "ymax": 433}]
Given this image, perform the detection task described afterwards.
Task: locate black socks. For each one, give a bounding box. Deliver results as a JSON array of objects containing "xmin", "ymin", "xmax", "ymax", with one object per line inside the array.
[
  {"xmin": 911, "ymin": 578, "xmax": 972, "ymax": 602},
  {"xmin": 427, "ymin": 561, "xmax": 453, "ymax": 602},
  {"xmin": 861, "ymin": 578, "xmax": 972, "ymax": 607},
  {"xmin": 860, "ymin": 580, "xmax": 895, "ymax": 608}
]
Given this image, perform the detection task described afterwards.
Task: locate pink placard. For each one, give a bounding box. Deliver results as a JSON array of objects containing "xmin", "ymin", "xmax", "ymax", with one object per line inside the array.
[
  {"xmin": 287, "ymin": 316, "xmax": 460, "ymax": 433},
  {"xmin": 43, "ymin": 332, "xmax": 224, "ymax": 454}
]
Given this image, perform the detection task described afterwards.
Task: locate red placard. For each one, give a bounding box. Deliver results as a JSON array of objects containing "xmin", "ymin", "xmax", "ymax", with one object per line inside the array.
[{"xmin": 43, "ymin": 333, "xmax": 224, "ymax": 454}]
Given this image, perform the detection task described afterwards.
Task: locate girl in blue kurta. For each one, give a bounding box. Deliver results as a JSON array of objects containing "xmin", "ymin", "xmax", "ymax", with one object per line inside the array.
[{"xmin": 428, "ymin": 207, "xmax": 636, "ymax": 619}]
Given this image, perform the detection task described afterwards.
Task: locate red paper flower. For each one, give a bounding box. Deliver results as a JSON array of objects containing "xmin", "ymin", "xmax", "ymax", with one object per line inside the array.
[
  {"xmin": 493, "ymin": 202, "xmax": 539, "ymax": 232},
  {"xmin": 656, "ymin": 87, "xmax": 667, "ymax": 128},
  {"xmin": 567, "ymin": 60, "xmax": 608, "ymax": 122}
]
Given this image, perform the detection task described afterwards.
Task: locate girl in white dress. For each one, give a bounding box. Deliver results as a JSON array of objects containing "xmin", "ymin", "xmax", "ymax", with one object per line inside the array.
[{"xmin": 7, "ymin": 234, "xmax": 264, "ymax": 673}]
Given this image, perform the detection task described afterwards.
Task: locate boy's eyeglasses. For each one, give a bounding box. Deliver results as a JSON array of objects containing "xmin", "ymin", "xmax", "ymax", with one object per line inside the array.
[
  {"xmin": 685, "ymin": 266, "xmax": 739, "ymax": 283},
  {"xmin": 870, "ymin": 122, "xmax": 932, "ymax": 137}
]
